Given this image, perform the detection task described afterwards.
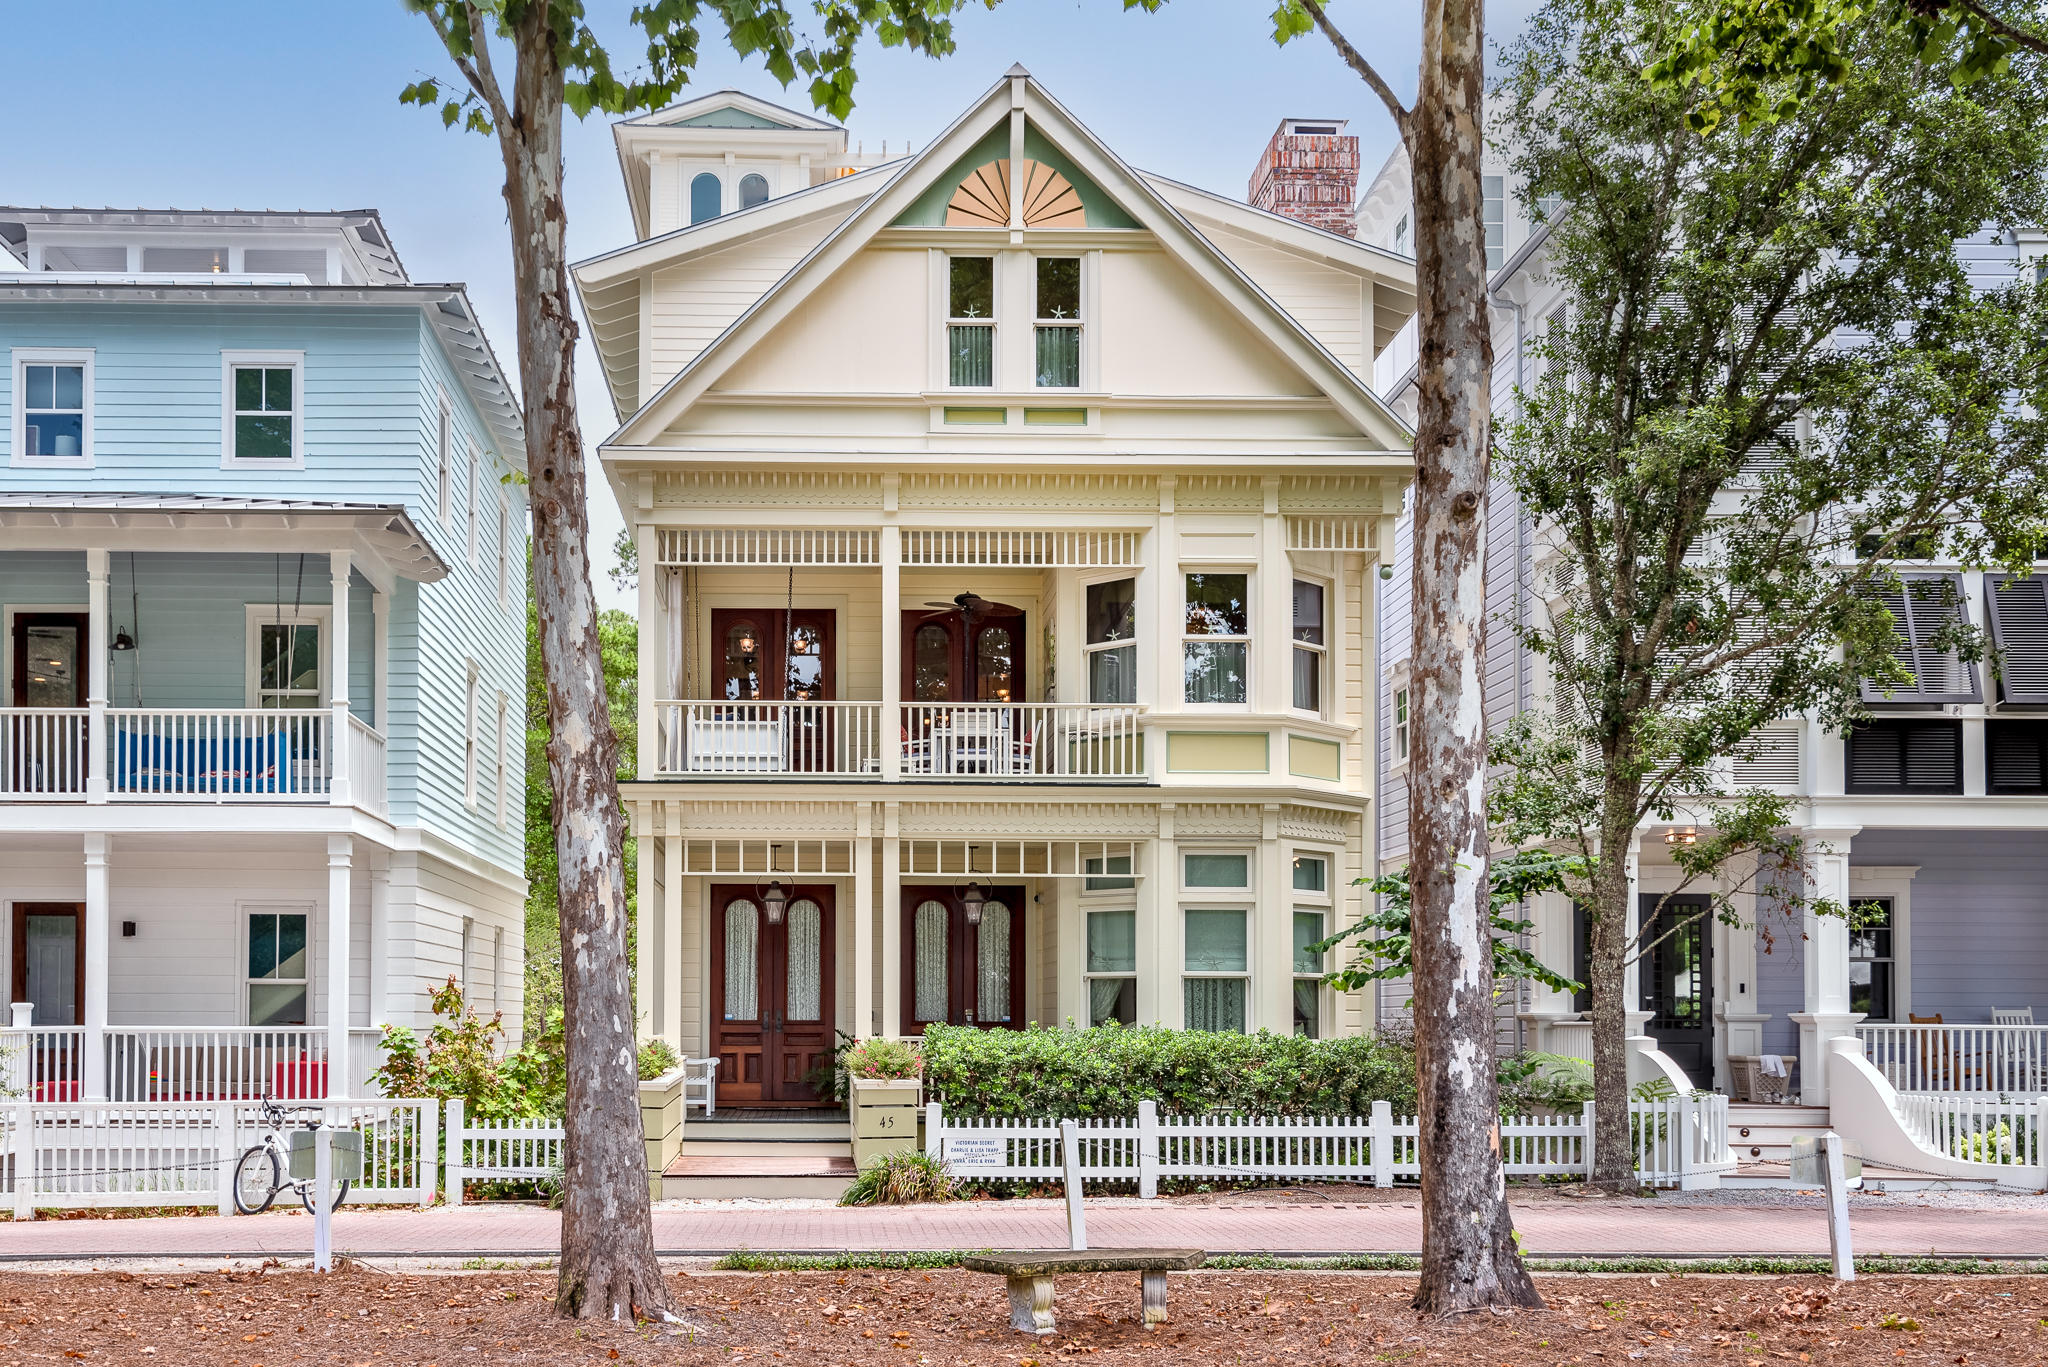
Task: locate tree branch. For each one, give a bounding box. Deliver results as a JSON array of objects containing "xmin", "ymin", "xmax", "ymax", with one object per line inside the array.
[
  {"xmin": 1949, "ymin": 0, "xmax": 2048, "ymax": 54},
  {"xmin": 1298, "ymin": 0, "xmax": 1410, "ymax": 133}
]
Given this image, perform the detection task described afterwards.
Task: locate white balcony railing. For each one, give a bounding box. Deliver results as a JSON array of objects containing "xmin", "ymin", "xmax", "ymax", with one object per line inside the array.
[
  {"xmin": 103, "ymin": 1028, "xmax": 339, "ymax": 1100},
  {"xmin": 901, "ymin": 703, "xmax": 1146, "ymax": 779},
  {"xmin": 108, "ymin": 708, "xmax": 331, "ymax": 799},
  {"xmin": 1857, "ymin": 1023, "xmax": 2048, "ymax": 1096},
  {"xmin": 0, "ymin": 708, "xmax": 88, "ymax": 798},
  {"xmin": 0, "ymin": 1027, "xmax": 86, "ymax": 1100},
  {"xmin": 347, "ymin": 716, "xmax": 389, "ymax": 815},
  {"xmin": 659, "ymin": 701, "xmax": 884, "ymax": 775}
]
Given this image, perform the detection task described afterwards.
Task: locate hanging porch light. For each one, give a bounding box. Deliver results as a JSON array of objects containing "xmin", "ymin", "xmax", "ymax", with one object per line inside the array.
[{"xmin": 760, "ymin": 844, "xmax": 789, "ymax": 925}]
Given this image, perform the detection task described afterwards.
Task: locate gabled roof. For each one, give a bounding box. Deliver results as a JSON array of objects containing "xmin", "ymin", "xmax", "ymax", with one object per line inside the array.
[
  {"xmin": 621, "ymin": 89, "xmax": 843, "ymax": 132},
  {"xmin": 612, "ymin": 90, "xmax": 853, "ymax": 238},
  {"xmin": 598, "ymin": 67, "xmax": 1412, "ymax": 453}
]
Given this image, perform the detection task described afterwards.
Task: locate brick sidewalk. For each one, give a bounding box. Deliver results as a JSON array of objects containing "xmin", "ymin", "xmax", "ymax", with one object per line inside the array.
[{"xmin": 2, "ymin": 1197, "xmax": 2043, "ymax": 1261}]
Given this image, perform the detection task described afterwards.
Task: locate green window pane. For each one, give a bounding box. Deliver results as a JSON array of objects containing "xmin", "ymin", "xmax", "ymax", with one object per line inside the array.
[
  {"xmin": 276, "ymin": 914, "xmax": 308, "ymax": 980},
  {"xmin": 249, "ymin": 914, "xmax": 277, "ymax": 979},
  {"xmin": 1183, "ymin": 908, "xmax": 1246, "ymax": 972},
  {"xmin": 1035, "ymin": 257, "xmax": 1079, "ymax": 318},
  {"xmin": 249, "ymin": 982, "xmax": 308, "ymax": 1027},
  {"xmin": 1184, "ymin": 853, "xmax": 1247, "ymax": 888},
  {"xmin": 1292, "ymin": 855, "xmax": 1326, "ymax": 893},
  {"xmin": 1084, "ymin": 853, "xmax": 1135, "ymax": 893},
  {"xmin": 1293, "ymin": 910, "xmax": 1325, "ymax": 975},
  {"xmin": 1184, "ymin": 574, "xmax": 1248, "ymax": 636},
  {"xmin": 1184, "ymin": 977, "xmax": 1245, "ymax": 1032},
  {"xmin": 236, "ymin": 413, "xmax": 293, "ymax": 459},
  {"xmin": 1034, "ymin": 326, "xmax": 1079, "ymax": 387},
  {"xmin": 1086, "ymin": 909, "xmax": 1136, "ymax": 974},
  {"xmin": 948, "ymin": 325, "xmax": 993, "ymax": 386},
  {"xmin": 261, "ymin": 367, "xmax": 293, "ymax": 412},
  {"xmin": 1086, "ymin": 579, "xmax": 1135, "ymax": 644},
  {"xmin": 235, "ymin": 366, "xmax": 264, "ymax": 411},
  {"xmin": 949, "ymin": 256, "xmax": 993, "ymax": 318}
]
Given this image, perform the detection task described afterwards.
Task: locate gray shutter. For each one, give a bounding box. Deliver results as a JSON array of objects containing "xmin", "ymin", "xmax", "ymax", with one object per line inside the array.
[
  {"xmin": 1985, "ymin": 573, "xmax": 2048, "ymax": 705},
  {"xmin": 1860, "ymin": 573, "xmax": 1979, "ymax": 704}
]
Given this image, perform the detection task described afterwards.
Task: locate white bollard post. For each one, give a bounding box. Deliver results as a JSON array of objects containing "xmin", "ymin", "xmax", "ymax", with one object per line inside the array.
[
  {"xmin": 1821, "ymin": 1132, "xmax": 1854, "ymax": 1282},
  {"xmin": 1138, "ymin": 1100, "xmax": 1159, "ymax": 1200},
  {"xmin": 1060, "ymin": 1118, "xmax": 1087, "ymax": 1252},
  {"xmin": 313, "ymin": 1128, "xmax": 333, "ymax": 1273},
  {"xmin": 1370, "ymin": 1100, "xmax": 1394, "ymax": 1188}
]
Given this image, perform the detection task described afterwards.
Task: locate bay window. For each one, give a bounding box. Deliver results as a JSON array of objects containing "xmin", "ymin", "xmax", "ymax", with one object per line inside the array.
[
  {"xmin": 1085, "ymin": 577, "xmax": 1137, "ymax": 704},
  {"xmin": 1085, "ymin": 908, "xmax": 1137, "ymax": 1026},
  {"xmin": 1183, "ymin": 572, "xmax": 1249, "ymax": 704},
  {"xmin": 1183, "ymin": 909, "xmax": 1248, "ymax": 1033},
  {"xmin": 1034, "ymin": 256, "xmax": 1081, "ymax": 387},
  {"xmin": 947, "ymin": 255, "xmax": 995, "ymax": 387},
  {"xmin": 1292, "ymin": 579, "xmax": 1326, "ymax": 713},
  {"xmin": 1292, "ymin": 853, "xmax": 1331, "ymax": 1038}
]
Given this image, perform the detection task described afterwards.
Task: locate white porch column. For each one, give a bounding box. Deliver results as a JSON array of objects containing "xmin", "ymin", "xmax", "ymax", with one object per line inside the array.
[
  {"xmin": 1621, "ymin": 832, "xmax": 1653, "ymax": 1039},
  {"xmin": 1137, "ymin": 809, "xmax": 1173, "ymax": 1027},
  {"xmin": 327, "ymin": 553, "xmax": 352, "ymax": 807},
  {"xmin": 327, "ymin": 835, "xmax": 353, "ymax": 1096},
  {"xmin": 1517, "ymin": 889, "xmax": 1579, "ymax": 1052},
  {"xmin": 1792, "ymin": 826, "xmax": 1864, "ymax": 1104},
  {"xmin": 880, "ymin": 500, "xmax": 902, "ymax": 782},
  {"xmin": 635, "ymin": 520, "xmax": 661, "ymax": 777},
  {"xmin": 1716, "ymin": 853, "xmax": 1768, "ymax": 1090},
  {"xmin": 853, "ymin": 803, "xmax": 875, "ymax": 1037},
  {"xmin": 1255, "ymin": 804, "xmax": 1289, "ymax": 1033},
  {"xmin": 634, "ymin": 802, "xmax": 656, "ymax": 1041},
  {"xmin": 367, "ymin": 859, "xmax": 391, "ymax": 1027},
  {"xmin": 1256, "ymin": 478, "xmax": 1290, "ymax": 714},
  {"xmin": 880, "ymin": 803, "xmax": 902, "ymax": 1033},
  {"xmin": 1153, "ymin": 480, "xmax": 1179, "ymax": 715},
  {"xmin": 662, "ymin": 804, "xmax": 685, "ymax": 1044},
  {"xmin": 82, "ymin": 834, "xmax": 110, "ymax": 1100},
  {"xmin": 85, "ymin": 549, "xmax": 110, "ymax": 802},
  {"xmin": 1054, "ymin": 870, "xmax": 1085, "ymax": 1028},
  {"xmin": 371, "ymin": 588, "xmax": 390, "ymax": 732}
]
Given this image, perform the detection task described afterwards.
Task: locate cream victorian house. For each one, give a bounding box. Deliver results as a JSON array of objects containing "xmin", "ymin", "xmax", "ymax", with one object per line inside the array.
[{"xmin": 574, "ymin": 71, "xmax": 1415, "ymax": 1117}]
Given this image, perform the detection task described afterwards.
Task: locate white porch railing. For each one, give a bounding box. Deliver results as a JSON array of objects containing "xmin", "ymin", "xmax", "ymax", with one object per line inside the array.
[
  {"xmin": 1896, "ymin": 1092, "xmax": 2048, "ymax": 1168},
  {"xmin": 657, "ymin": 701, "xmax": 883, "ymax": 776},
  {"xmin": 900, "ymin": 703, "xmax": 1145, "ymax": 779},
  {"xmin": 924, "ymin": 1095, "xmax": 1732, "ymax": 1195},
  {"xmin": 103, "ymin": 1028, "xmax": 338, "ymax": 1101},
  {"xmin": 0, "ymin": 708, "xmax": 87, "ymax": 798},
  {"xmin": 443, "ymin": 1098, "xmax": 563, "ymax": 1204},
  {"xmin": 0, "ymin": 1028, "xmax": 86, "ymax": 1101},
  {"xmin": 1856, "ymin": 1023, "xmax": 2048, "ymax": 1095},
  {"xmin": 1, "ymin": 1097, "xmax": 436, "ymax": 1215},
  {"xmin": 108, "ymin": 708, "xmax": 331, "ymax": 799},
  {"xmin": 347, "ymin": 717, "xmax": 389, "ymax": 815}
]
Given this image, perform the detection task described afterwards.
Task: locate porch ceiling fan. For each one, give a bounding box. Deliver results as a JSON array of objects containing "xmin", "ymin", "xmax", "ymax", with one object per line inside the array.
[{"xmin": 924, "ymin": 590, "xmax": 996, "ymax": 621}]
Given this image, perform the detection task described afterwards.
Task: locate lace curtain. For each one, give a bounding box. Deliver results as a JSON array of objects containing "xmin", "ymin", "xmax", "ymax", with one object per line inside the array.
[
  {"xmin": 1184, "ymin": 976, "xmax": 1246, "ymax": 1033},
  {"xmin": 786, "ymin": 899, "xmax": 822, "ymax": 1022},
  {"xmin": 977, "ymin": 903, "xmax": 1011, "ymax": 1023},
  {"xmin": 723, "ymin": 900, "xmax": 759, "ymax": 1021},
  {"xmin": 914, "ymin": 900, "xmax": 949, "ymax": 1022}
]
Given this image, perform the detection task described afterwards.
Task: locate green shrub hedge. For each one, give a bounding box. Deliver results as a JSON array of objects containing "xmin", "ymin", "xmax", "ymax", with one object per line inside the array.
[{"xmin": 920, "ymin": 1023, "xmax": 1419, "ymax": 1118}]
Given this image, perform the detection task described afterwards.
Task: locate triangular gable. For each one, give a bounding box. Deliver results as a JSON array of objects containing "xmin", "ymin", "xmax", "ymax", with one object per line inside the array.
[
  {"xmin": 626, "ymin": 89, "xmax": 839, "ymax": 132},
  {"xmin": 606, "ymin": 69, "xmax": 1412, "ymax": 452},
  {"xmin": 891, "ymin": 124, "xmax": 1139, "ymax": 230}
]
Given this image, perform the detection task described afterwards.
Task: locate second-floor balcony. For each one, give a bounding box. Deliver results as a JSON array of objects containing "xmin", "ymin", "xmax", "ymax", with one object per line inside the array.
[{"xmin": 653, "ymin": 700, "xmax": 1147, "ymax": 781}]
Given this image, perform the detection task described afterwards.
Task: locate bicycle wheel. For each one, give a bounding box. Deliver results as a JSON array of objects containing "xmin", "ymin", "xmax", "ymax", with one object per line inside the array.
[
  {"xmin": 300, "ymin": 1178, "xmax": 351, "ymax": 1215},
  {"xmin": 233, "ymin": 1145, "xmax": 281, "ymax": 1215}
]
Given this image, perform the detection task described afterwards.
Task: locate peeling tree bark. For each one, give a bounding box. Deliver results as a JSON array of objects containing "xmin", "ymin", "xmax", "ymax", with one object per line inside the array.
[{"xmin": 465, "ymin": 7, "xmax": 671, "ymax": 1323}]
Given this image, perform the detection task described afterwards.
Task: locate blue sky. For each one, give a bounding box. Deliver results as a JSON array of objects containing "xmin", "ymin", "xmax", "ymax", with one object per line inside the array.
[{"xmin": 2, "ymin": 0, "xmax": 1536, "ymax": 610}]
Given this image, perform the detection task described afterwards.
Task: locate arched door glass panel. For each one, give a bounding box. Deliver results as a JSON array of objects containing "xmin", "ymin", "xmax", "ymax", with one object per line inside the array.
[
  {"xmin": 723, "ymin": 900, "xmax": 760, "ymax": 1020},
  {"xmin": 739, "ymin": 173, "xmax": 770, "ymax": 208},
  {"xmin": 976, "ymin": 902, "xmax": 1012, "ymax": 1024},
  {"xmin": 913, "ymin": 623, "xmax": 953, "ymax": 701},
  {"xmin": 785, "ymin": 899, "xmax": 822, "ymax": 1022},
  {"xmin": 722, "ymin": 620, "xmax": 763, "ymax": 700},
  {"xmin": 975, "ymin": 625, "xmax": 1015, "ymax": 702},
  {"xmin": 913, "ymin": 899, "xmax": 950, "ymax": 1021},
  {"xmin": 690, "ymin": 172, "xmax": 722, "ymax": 224},
  {"xmin": 786, "ymin": 623, "xmax": 824, "ymax": 700}
]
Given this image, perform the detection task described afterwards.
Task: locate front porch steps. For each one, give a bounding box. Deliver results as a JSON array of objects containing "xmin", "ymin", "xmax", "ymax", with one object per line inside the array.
[
  {"xmin": 662, "ymin": 1112, "xmax": 858, "ymax": 1199},
  {"xmin": 1720, "ymin": 1103, "xmax": 1997, "ymax": 1192},
  {"xmin": 1722, "ymin": 1159, "xmax": 1999, "ymax": 1193}
]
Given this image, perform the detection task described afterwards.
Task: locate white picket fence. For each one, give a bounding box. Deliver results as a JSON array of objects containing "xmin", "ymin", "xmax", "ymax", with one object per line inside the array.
[
  {"xmin": 1, "ymin": 1098, "xmax": 436, "ymax": 1217},
  {"xmin": 442, "ymin": 1099, "xmax": 563, "ymax": 1205},
  {"xmin": 925, "ymin": 1095, "xmax": 1733, "ymax": 1195},
  {"xmin": 1896, "ymin": 1092, "xmax": 2048, "ymax": 1168}
]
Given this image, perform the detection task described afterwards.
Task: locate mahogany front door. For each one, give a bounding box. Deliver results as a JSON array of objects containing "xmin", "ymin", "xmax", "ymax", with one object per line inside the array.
[
  {"xmin": 708, "ymin": 884, "xmax": 837, "ymax": 1107},
  {"xmin": 709, "ymin": 608, "xmax": 837, "ymax": 772},
  {"xmin": 10, "ymin": 612, "xmax": 88, "ymax": 794},
  {"xmin": 900, "ymin": 886, "xmax": 1026, "ymax": 1035}
]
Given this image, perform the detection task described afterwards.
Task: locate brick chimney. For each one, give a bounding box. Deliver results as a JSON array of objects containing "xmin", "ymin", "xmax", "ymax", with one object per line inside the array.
[{"xmin": 1247, "ymin": 118, "xmax": 1359, "ymax": 238}]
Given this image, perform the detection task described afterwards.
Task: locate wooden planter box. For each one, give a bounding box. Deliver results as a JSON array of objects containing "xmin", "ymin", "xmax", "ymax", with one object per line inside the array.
[
  {"xmin": 850, "ymin": 1076, "xmax": 921, "ymax": 1170},
  {"xmin": 640, "ymin": 1066, "xmax": 690, "ymax": 1197}
]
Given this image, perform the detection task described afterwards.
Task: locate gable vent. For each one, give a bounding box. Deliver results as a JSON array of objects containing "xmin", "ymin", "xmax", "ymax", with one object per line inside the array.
[{"xmin": 1985, "ymin": 572, "xmax": 2048, "ymax": 705}]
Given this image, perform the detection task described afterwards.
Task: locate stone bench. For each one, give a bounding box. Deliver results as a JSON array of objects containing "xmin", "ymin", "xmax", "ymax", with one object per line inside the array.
[{"xmin": 958, "ymin": 1248, "xmax": 1206, "ymax": 1335}]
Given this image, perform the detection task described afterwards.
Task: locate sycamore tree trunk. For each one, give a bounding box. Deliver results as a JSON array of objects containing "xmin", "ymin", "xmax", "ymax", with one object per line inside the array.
[
  {"xmin": 1402, "ymin": 0, "xmax": 1542, "ymax": 1315},
  {"xmin": 494, "ymin": 18, "xmax": 669, "ymax": 1322},
  {"xmin": 1587, "ymin": 780, "xmax": 1639, "ymax": 1191}
]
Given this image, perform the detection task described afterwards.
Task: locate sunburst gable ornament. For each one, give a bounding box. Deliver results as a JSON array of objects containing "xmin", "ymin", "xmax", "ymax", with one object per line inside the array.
[{"xmin": 945, "ymin": 159, "xmax": 1089, "ymax": 228}]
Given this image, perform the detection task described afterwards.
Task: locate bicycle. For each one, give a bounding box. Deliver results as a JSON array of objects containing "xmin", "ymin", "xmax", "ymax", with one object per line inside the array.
[{"xmin": 232, "ymin": 1094, "xmax": 352, "ymax": 1215}]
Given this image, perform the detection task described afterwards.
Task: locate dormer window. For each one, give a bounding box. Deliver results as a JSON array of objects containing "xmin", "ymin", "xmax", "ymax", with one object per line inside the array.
[
  {"xmin": 947, "ymin": 256, "xmax": 994, "ymax": 387},
  {"xmin": 690, "ymin": 172, "xmax": 721, "ymax": 225},
  {"xmin": 739, "ymin": 174, "xmax": 770, "ymax": 209},
  {"xmin": 1034, "ymin": 257, "xmax": 1081, "ymax": 388}
]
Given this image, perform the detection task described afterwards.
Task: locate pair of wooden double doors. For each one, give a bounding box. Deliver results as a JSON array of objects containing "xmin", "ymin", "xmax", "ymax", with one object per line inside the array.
[
  {"xmin": 900, "ymin": 887, "xmax": 1026, "ymax": 1035},
  {"xmin": 708, "ymin": 884, "xmax": 836, "ymax": 1107}
]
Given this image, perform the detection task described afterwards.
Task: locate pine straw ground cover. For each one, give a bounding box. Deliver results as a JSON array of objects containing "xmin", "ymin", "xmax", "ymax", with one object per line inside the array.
[{"xmin": 0, "ymin": 1266, "xmax": 2042, "ymax": 1365}]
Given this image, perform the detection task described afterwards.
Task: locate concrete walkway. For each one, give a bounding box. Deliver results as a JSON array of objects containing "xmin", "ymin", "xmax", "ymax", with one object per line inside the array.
[{"xmin": 3, "ymin": 1194, "xmax": 2044, "ymax": 1261}]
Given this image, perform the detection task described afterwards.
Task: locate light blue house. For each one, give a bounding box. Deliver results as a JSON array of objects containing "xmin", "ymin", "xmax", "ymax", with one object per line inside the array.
[{"xmin": 0, "ymin": 208, "xmax": 527, "ymax": 1101}]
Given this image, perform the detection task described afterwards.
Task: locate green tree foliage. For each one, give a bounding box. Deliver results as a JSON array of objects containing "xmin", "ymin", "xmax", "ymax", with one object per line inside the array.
[
  {"xmin": 522, "ymin": 564, "xmax": 639, "ymax": 1040},
  {"xmin": 1490, "ymin": 0, "xmax": 2048, "ymax": 1184},
  {"xmin": 1318, "ymin": 852, "xmax": 1586, "ymax": 999},
  {"xmin": 373, "ymin": 978, "xmax": 567, "ymax": 1119}
]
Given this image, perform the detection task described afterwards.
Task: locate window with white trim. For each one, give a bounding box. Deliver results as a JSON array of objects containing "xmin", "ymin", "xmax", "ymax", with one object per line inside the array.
[
  {"xmin": 493, "ymin": 690, "xmax": 510, "ymax": 827},
  {"xmin": 1483, "ymin": 175, "xmax": 1506, "ymax": 271},
  {"xmin": 1085, "ymin": 907, "xmax": 1137, "ymax": 1026},
  {"xmin": 466, "ymin": 444, "xmax": 480, "ymax": 565},
  {"xmin": 1084, "ymin": 852, "xmax": 1136, "ymax": 892},
  {"xmin": 247, "ymin": 907, "xmax": 310, "ymax": 1026},
  {"xmin": 463, "ymin": 660, "xmax": 480, "ymax": 808},
  {"xmin": 946, "ymin": 255, "xmax": 995, "ymax": 387},
  {"xmin": 222, "ymin": 352, "xmax": 304, "ymax": 467},
  {"xmin": 1392, "ymin": 685, "xmax": 1411, "ymax": 764},
  {"xmin": 1292, "ymin": 578, "xmax": 1326, "ymax": 714},
  {"xmin": 1034, "ymin": 256, "xmax": 1082, "ymax": 387},
  {"xmin": 1183, "ymin": 573, "xmax": 1249, "ymax": 705},
  {"xmin": 244, "ymin": 608, "xmax": 328, "ymax": 710},
  {"xmin": 1292, "ymin": 854, "xmax": 1331, "ymax": 1039},
  {"xmin": 1085, "ymin": 577, "xmax": 1136, "ymax": 704},
  {"xmin": 1849, "ymin": 896, "xmax": 1896, "ymax": 1022},
  {"xmin": 13, "ymin": 349, "xmax": 93, "ymax": 467},
  {"xmin": 459, "ymin": 915, "xmax": 474, "ymax": 999},
  {"xmin": 1182, "ymin": 851, "xmax": 1251, "ymax": 1033},
  {"xmin": 497, "ymin": 491, "xmax": 514, "ymax": 608},
  {"xmin": 490, "ymin": 927, "xmax": 505, "ymax": 1013}
]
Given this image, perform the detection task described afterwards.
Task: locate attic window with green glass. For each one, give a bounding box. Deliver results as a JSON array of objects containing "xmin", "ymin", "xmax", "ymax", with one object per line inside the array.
[
  {"xmin": 1035, "ymin": 257, "xmax": 1081, "ymax": 387},
  {"xmin": 947, "ymin": 256, "xmax": 994, "ymax": 387}
]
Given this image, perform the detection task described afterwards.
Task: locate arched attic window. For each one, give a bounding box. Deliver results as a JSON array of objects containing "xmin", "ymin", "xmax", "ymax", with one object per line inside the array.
[
  {"xmin": 739, "ymin": 174, "xmax": 770, "ymax": 209},
  {"xmin": 690, "ymin": 172, "xmax": 722, "ymax": 225}
]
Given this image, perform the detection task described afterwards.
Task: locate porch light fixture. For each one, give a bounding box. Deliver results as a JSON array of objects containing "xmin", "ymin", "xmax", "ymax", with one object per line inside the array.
[
  {"xmin": 960, "ymin": 844, "xmax": 987, "ymax": 927},
  {"xmin": 1664, "ymin": 825, "xmax": 1699, "ymax": 848},
  {"xmin": 112, "ymin": 630, "xmax": 136, "ymax": 652},
  {"xmin": 760, "ymin": 844, "xmax": 789, "ymax": 925}
]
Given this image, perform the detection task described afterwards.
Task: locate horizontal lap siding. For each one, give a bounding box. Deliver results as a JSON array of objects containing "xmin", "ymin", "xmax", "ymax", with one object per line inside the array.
[
  {"xmin": 1856, "ymin": 830, "xmax": 2048, "ymax": 1022},
  {"xmin": 1203, "ymin": 228, "xmax": 1367, "ymax": 376},
  {"xmin": 646, "ymin": 219, "xmax": 838, "ymax": 394}
]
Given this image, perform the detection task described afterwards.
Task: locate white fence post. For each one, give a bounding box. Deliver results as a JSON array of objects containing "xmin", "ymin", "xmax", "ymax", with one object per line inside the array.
[
  {"xmin": 1581, "ymin": 1102, "xmax": 1597, "ymax": 1179},
  {"xmin": 1059, "ymin": 1119, "xmax": 1087, "ymax": 1251},
  {"xmin": 12, "ymin": 1100, "xmax": 32, "ymax": 1221},
  {"xmin": 1369, "ymin": 1100, "xmax": 1393, "ymax": 1187},
  {"xmin": 445, "ymin": 1098, "xmax": 464, "ymax": 1207},
  {"xmin": 1137, "ymin": 1100, "xmax": 1159, "ymax": 1199},
  {"xmin": 924, "ymin": 1101, "xmax": 942, "ymax": 1160},
  {"xmin": 216, "ymin": 1102, "xmax": 237, "ymax": 1217},
  {"xmin": 420, "ymin": 1098, "xmax": 439, "ymax": 1208}
]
